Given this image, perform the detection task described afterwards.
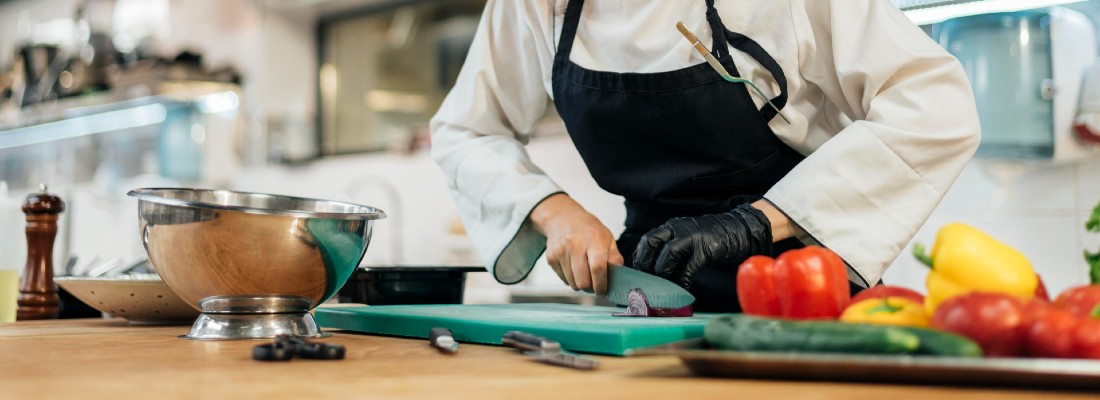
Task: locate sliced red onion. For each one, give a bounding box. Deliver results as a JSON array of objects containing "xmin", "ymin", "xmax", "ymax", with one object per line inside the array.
[{"xmin": 612, "ymin": 288, "xmax": 693, "ymax": 317}]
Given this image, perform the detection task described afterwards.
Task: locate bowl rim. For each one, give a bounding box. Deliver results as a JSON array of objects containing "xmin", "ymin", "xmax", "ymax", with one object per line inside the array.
[
  {"xmin": 355, "ymin": 266, "xmax": 486, "ymax": 273},
  {"xmin": 127, "ymin": 187, "xmax": 388, "ymax": 220},
  {"xmin": 55, "ymin": 273, "xmax": 165, "ymax": 283}
]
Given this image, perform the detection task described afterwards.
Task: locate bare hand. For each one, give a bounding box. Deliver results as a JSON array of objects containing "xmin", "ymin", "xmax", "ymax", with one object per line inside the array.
[{"xmin": 530, "ymin": 194, "xmax": 623, "ymax": 294}]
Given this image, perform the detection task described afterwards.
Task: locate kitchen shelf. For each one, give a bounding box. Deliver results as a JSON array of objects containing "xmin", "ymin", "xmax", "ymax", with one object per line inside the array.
[{"xmin": 0, "ymin": 81, "xmax": 239, "ymax": 151}]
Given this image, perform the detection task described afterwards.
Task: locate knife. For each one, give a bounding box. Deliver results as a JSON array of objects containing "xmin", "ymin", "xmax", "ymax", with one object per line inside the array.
[
  {"xmin": 429, "ymin": 327, "xmax": 459, "ymax": 354},
  {"xmin": 599, "ymin": 265, "xmax": 695, "ymax": 309},
  {"xmin": 502, "ymin": 330, "xmax": 561, "ymax": 353},
  {"xmin": 524, "ymin": 351, "xmax": 599, "ymax": 370},
  {"xmin": 502, "ymin": 331, "xmax": 599, "ymax": 370}
]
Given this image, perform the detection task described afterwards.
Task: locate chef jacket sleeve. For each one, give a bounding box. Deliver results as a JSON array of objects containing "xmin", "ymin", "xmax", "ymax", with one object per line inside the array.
[
  {"xmin": 765, "ymin": 0, "xmax": 981, "ymax": 286},
  {"xmin": 430, "ymin": 0, "xmax": 562, "ymax": 284}
]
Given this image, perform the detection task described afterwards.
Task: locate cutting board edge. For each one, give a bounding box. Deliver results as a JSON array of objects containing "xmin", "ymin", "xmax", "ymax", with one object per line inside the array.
[{"xmin": 314, "ymin": 304, "xmax": 714, "ymax": 356}]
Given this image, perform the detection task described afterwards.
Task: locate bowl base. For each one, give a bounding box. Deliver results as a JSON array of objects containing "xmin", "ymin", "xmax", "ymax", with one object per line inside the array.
[{"xmin": 180, "ymin": 295, "xmax": 327, "ymax": 340}]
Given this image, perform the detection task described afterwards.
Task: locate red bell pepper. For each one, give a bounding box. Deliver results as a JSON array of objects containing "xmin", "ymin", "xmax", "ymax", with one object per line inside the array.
[
  {"xmin": 736, "ymin": 246, "xmax": 850, "ymax": 320},
  {"xmin": 1027, "ymin": 302, "xmax": 1100, "ymax": 359},
  {"xmin": 931, "ymin": 292, "xmax": 1031, "ymax": 357},
  {"xmin": 736, "ymin": 256, "xmax": 780, "ymax": 316}
]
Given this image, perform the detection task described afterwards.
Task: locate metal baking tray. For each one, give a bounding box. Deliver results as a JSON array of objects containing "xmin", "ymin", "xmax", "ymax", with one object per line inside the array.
[{"xmin": 628, "ymin": 339, "xmax": 1100, "ymax": 390}]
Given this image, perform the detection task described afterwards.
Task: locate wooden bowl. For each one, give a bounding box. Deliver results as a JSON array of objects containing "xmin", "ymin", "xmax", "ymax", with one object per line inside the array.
[{"xmin": 55, "ymin": 274, "xmax": 200, "ymax": 325}]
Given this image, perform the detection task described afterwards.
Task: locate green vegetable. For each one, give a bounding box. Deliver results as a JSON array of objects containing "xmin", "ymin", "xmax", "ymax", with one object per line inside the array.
[
  {"xmin": 897, "ymin": 327, "xmax": 983, "ymax": 357},
  {"xmin": 705, "ymin": 314, "xmax": 920, "ymax": 355},
  {"xmin": 1088, "ymin": 201, "xmax": 1100, "ymax": 232},
  {"xmin": 1088, "ymin": 201, "xmax": 1100, "ymax": 284},
  {"xmin": 1089, "ymin": 252, "xmax": 1100, "ymax": 285}
]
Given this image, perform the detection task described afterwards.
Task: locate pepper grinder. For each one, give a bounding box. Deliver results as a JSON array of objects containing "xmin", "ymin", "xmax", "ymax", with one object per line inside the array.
[{"xmin": 17, "ymin": 184, "xmax": 65, "ymax": 320}]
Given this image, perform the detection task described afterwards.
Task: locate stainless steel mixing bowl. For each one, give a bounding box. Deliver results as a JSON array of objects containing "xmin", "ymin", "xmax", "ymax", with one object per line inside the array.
[{"xmin": 128, "ymin": 188, "xmax": 386, "ymax": 339}]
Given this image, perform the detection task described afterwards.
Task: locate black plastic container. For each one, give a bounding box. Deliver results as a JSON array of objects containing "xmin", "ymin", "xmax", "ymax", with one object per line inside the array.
[{"xmin": 336, "ymin": 266, "xmax": 486, "ymax": 305}]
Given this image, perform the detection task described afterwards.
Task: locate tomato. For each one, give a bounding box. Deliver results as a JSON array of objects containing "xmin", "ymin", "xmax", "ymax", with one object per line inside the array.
[
  {"xmin": 1026, "ymin": 302, "xmax": 1074, "ymax": 358},
  {"xmin": 1027, "ymin": 300, "xmax": 1100, "ymax": 359},
  {"xmin": 1053, "ymin": 285, "xmax": 1100, "ymax": 318},
  {"xmin": 931, "ymin": 292, "xmax": 1030, "ymax": 357},
  {"xmin": 1072, "ymin": 317, "xmax": 1100, "ymax": 359}
]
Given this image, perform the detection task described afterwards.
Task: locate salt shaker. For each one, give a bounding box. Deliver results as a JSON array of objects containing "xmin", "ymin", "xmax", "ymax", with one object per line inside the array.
[{"xmin": 17, "ymin": 184, "xmax": 65, "ymax": 320}]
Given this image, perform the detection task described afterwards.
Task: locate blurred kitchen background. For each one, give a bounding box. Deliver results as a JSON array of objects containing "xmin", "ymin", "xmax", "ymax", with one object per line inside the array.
[{"xmin": 0, "ymin": 0, "xmax": 1099, "ymax": 304}]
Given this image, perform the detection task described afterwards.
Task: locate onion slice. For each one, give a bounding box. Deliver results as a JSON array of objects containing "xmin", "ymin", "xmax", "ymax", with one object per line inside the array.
[{"xmin": 612, "ymin": 288, "xmax": 693, "ymax": 317}]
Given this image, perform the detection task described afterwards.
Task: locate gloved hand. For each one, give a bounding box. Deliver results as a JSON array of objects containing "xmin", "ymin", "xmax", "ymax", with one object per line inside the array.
[{"xmin": 632, "ymin": 203, "xmax": 773, "ymax": 289}]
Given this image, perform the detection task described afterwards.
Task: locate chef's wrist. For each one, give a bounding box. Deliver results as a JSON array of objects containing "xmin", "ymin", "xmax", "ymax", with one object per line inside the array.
[
  {"xmin": 529, "ymin": 192, "xmax": 573, "ymax": 235},
  {"xmin": 750, "ymin": 199, "xmax": 800, "ymax": 242}
]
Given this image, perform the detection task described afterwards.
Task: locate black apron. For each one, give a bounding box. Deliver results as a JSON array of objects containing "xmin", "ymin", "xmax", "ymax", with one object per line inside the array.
[{"xmin": 551, "ymin": 0, "xmax": 808, "ymax": 312}]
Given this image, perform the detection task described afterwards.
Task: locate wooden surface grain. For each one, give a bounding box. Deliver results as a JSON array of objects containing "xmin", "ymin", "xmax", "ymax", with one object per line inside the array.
[{"xmin": 0, "ymin": 318, "xmax": 1096, "ymax": 400}]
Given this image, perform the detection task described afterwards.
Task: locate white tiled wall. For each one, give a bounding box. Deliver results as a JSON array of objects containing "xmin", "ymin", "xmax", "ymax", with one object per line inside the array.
[{"xmin": 885, "ymin": 157, "xmax": 1100, "ymax": 296}]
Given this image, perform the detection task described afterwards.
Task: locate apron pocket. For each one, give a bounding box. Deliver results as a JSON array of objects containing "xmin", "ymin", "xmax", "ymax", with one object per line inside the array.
[{"xmin": 691, "ymin": 151, "xmax": 780, "ymax": 188}]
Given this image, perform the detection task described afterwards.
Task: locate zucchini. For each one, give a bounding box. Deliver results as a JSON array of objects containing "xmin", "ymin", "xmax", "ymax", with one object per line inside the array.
[
  {"xmin": 897, "ymin": 326, "xmax": 983, "ymax": 357},
  {"xmin": 705, "ymin": 314, "xmax": 920, "ymax": 354}
]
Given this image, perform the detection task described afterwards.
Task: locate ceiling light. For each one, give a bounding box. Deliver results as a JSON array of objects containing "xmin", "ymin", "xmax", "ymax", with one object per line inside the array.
[{"xmin": 900, "ymin": 0, "xmax": 1087, "ymax": 25}]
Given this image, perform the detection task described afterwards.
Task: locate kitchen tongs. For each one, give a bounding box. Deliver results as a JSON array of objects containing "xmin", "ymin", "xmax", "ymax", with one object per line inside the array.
[{"xmin": 676, "ymin": 21, "xmax": 790, "ymax": 124}]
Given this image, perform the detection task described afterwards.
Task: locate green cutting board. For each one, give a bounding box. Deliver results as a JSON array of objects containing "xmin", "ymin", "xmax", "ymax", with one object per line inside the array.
[{"xmin": 314, "ymin": 303, "xmax": 719, "ymax": 356}]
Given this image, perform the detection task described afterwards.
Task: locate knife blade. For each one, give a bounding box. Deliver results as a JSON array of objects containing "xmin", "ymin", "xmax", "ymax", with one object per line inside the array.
[
  {"xmin": 601, "ymin": 265, "xmax": 695, "ymax": 309},
  {"xmin": 524, "ymin": 351, "xmax": 600, "ymax": 370}
]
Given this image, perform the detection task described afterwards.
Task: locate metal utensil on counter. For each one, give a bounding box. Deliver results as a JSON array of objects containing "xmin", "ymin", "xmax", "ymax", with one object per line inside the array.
[
  {"xmin": 429, "ymin": 327, "xmax": 459, "ymax": 354},
  {"xmin": 502, "ymin": 331, "xmax": 599, "ymax": 370},
  {"xmin": 86, "ymin": 255, "xmax": 150, "ymax": 277},
  {"xmin": 523, "ymin": 351, "xmax": 600, "ymax": 370}
]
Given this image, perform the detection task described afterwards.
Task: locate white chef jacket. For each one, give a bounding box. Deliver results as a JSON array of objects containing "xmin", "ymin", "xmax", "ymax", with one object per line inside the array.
[{"xmin": 430, "ymin": 0, "xmax": 980, "ymax": 286}]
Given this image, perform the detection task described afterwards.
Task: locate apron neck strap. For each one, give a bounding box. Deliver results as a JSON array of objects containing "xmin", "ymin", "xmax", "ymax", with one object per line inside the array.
[
  {"xmin": 558, "ymin": 0, "xmax": 729, "ymax": 61},
  {"xmin": 556, "ymin": 0, "xmax": 586, "ymax": 62},
  {"xmin": 705, "ymin": 0, "xmax": 729, "ymax": 59},
  {"xmin": 725, "ymin": 30, "xmax": 789, "ymax": 121}
]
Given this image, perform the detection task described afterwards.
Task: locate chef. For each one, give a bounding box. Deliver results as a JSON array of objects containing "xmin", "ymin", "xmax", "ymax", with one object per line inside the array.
[{"xmin": 430, "ymin": 0, "xmax": 980, "ymax": 311}]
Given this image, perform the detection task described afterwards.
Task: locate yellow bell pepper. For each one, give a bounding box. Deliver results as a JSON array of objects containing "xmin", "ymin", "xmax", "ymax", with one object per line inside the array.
[
  {"xmin": 840, "ymin": 297, "xmax": 930, "ymax": 327},
  {"xmin": 914, "ymin": 223, "xmax": 1037, "ymax": 313}
]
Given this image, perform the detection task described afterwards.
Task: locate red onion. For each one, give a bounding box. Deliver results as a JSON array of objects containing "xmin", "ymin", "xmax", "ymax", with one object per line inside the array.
[{"xmin": 612, "ymin": 288, "xmax": 693, "ymax": 317}]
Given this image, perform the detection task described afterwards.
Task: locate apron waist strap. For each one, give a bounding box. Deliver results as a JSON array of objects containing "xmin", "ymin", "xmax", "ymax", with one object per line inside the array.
[{"xmin": 623, "ymin": 196, "xmax": 761, "ymax": 235}]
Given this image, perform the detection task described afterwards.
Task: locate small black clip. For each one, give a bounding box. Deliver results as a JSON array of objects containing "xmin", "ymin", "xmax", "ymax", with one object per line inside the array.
[
  {"xmin": 252, "ymin": 340, "xmax": 295, "ymax": 362},
  {"xmin": 252, "ymin": 335, "xmax": 346, "ymax": 362}
]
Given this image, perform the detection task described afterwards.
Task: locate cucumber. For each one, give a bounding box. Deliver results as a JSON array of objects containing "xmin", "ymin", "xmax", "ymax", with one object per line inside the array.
[
  {"xmin": 705, "ymin": 314, "xmax": 920, "ymax": 355},
  {"xmin": 897, "ymin": 327, "xmax": 983, "ymax": 357}
]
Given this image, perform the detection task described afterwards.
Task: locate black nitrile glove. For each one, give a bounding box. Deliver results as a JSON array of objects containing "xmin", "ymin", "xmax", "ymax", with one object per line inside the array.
[{"xmin": 632, "ymin": 203, "xmax": 773, "ymax": 289}]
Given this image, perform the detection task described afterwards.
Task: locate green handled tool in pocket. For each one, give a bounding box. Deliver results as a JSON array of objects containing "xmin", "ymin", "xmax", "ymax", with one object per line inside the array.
[{"xmin": 676, "ymin": 21, "xmax": 790, "ymax": 124}]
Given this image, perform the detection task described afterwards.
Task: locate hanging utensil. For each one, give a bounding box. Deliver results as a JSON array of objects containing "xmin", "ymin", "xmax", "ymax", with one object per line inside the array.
[{"xmin": 676, "ymin": 21, "xmax": 790, "ymax": 124}]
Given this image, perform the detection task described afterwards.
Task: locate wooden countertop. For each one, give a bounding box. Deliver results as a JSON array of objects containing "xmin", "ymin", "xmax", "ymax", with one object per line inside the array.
[{"xmin": 0, "ymin": 318, "xmax": 1095, "ymax": 400}]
